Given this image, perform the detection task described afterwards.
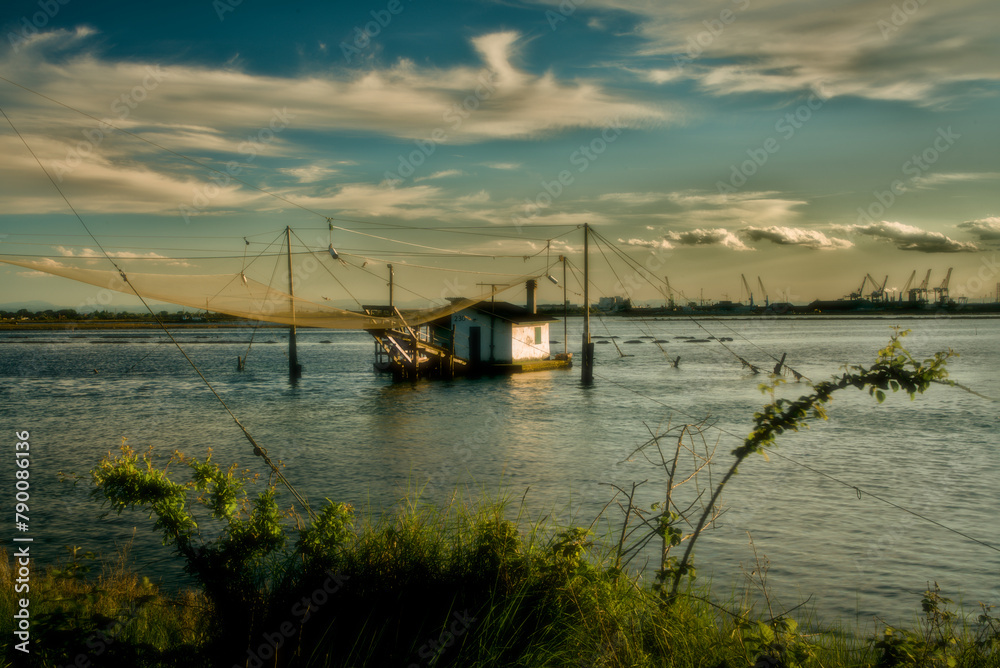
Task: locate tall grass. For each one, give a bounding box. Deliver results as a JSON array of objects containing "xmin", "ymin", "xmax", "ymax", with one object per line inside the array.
[
  {"xmin": 0, "ymin": 542, "xmax": 208, "ymax": 667},
  {"xmin": 5, "ymin": 490, "xmax": 998, "ymax": 667}
]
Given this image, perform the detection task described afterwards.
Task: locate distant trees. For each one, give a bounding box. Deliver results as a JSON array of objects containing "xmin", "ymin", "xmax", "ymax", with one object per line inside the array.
[{"xmin": 0, "ymin": 308, "xmax": 246, "ymax": 322}]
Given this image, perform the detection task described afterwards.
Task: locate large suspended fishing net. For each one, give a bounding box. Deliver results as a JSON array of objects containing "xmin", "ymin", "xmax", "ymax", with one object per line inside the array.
[{"xmin": 0, "ymin": 247, "xmax": 555, "ymax": 329}]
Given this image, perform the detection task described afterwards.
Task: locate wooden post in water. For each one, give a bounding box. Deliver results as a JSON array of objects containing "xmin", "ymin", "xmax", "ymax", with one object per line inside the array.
[
  {"xmin": 286, "ymin": 226, "xmax": 302, "ymax": 380},
  {"xmin": 561, "ymin": 255, "xmax": 568, "ymax": 359},
  {"xmin": 388, "ymin": 264, "xmax": 394, "ymax": 310},
  {"xmin": 581, "ymin": 224, "xmax": 594, "ymax": 383}
]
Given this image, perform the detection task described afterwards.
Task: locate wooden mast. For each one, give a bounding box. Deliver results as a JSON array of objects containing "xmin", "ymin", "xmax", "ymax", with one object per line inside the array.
[
  {"xmin": 561, "ymin": 255, "xmax": 567, "ymax": 359},
  {"xmin": 388, "ymin": 263, "xmax": 394, "ymax": 310},
  {"xmin": 581, "ymin": 223, "xmax": 594, "ymax": 383},
  {"xmin": 286, "ymin": 226, "xmax": 302, "ymax": 380}
]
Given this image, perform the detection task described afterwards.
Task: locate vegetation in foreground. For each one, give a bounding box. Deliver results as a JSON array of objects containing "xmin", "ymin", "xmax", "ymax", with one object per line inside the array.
[
  {"xmin": 4, "ymin": 332, "xmax": 999, "ymax": 667},
  {"xmin": 3, "ymin": 503, "xmax": 999, "ymax": 668}
]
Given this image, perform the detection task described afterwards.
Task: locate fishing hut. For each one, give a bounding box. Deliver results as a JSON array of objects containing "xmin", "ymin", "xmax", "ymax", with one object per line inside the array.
[{"xmin": 365, "ymin": 279, "xmax": 571, "ymax": 381}]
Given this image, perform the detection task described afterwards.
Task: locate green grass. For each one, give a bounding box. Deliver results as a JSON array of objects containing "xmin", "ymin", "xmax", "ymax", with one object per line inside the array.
[
  {"xmin": 1, "ymin": 543, "xmax": 207, "ymax": 667},
  {"xmin": 4, "ymin": 490, "xmax": 999, "ymax": 667}
]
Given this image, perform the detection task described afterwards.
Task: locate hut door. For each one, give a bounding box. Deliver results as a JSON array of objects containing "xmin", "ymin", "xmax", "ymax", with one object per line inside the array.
[{"xmin": 469, "ymin": 326, "xmax": 481, "ymax": 365}]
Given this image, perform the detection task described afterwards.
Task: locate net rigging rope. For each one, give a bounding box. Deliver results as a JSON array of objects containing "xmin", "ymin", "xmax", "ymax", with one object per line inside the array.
[
  {"xmin": 588, "ymin": 227, "xmax": 807, "ymax": 378},
  {"xmin": 1, "ymin": 103, "xmax": 318, "ymax": 520},
  {"xmin": 238, "ymin": 231, "xmax": 288, "ymax": 368}
]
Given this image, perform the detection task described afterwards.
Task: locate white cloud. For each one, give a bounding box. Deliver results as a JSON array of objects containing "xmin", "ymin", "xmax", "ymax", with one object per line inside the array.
[
  {"xmin": 661, "ymin": 190, "xmax": 808, "ymax": 228},
  {"xmin": 0, "ymin": 133, "xmax": 254, "ymax": 216},
  {"xmin": 14, "ymin": 257, "xmax": 68, "ymax": 276},
  {"xmin": 619, "ymin": 237, "xmax": 674, "ymax": 250},
  {"xmin": 838, "ymin": 220, "xmax": 979, "ymax": 253},
  {"xmin": 457, "ymin": 189, "xmax": 490, "ymax": 204},
  {"xmin": 911, "ymin": 172, "xmax": 1000, "ymax": 189},
  {"xmin": 665, "ymin": 228, "xmax": 750, "ymax": 251},
  {"xmin": 279, "ymin": 164, "xmax": 344, "ymax": 184},
  {"xmin": 958, "ymin": 217, "xmax": 1000, "ymax": 240},
  {"xmin": 0, "ymin": 29, "xmax": 670, "ymax": 217},
  {"xmin": 289, "ymin": 183, "xmax": 448, "ymax": 220},
  {"xmin": 599, "ymin": 192, "xmax": 666, "ymax": 205},
  {"xmin": 4, "ymin": 29, "xmax": 667, "ymax": 143},
  {"xmin": 54, "ymin": 246, "xmax": 192, "ymax": 265},
  {"xmin": 743, "ymin": 226, "xmax": 853, "ymax": 250},
  {"xmin": 635, "ymin": 68, "xmax": 686, "ymax": 85},
  {"xmin": 564, "ymin": 0, "xmax": 1000, "ymax": 106},
  {"xmin": 481, "ymin": 162, "xmax": 522, "ymax": 170},
  {"xmin": 415, "ymin": 170, "xmax": 464, "ymax": 183}
]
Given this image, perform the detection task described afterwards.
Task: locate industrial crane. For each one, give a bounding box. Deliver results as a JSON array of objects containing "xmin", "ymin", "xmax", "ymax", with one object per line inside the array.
[
  {"xmin": 866, "ymin": 274, "xmax": 889, "ymax": 304},
  {"xmin": 757, "ymin": 276, "xmax": 770, "ymax": 307},
  {"xmin": 664, "ymin": 276, "xmax": 675, "ymax": 309},
  {"xmin": 933, "ymin": 267, "xmax": 953, "ymax": 305},
  {"xmin": 910, "ymin": 269, "xmax": 932, "ymax": 303},
  {"xmin": 848, "ymin": 274, "xmax": 868, "ymax": 300},
  {"xmin": 741, "ymin": 274, "xmax": 754, "ymax": 307},
  {"xmin": 899, "ymin": 270, "xmax": 916, "ymax": 303}
]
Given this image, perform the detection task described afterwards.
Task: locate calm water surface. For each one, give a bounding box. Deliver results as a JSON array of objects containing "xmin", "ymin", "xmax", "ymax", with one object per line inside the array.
[{"xmin": 2, "ymin": 315, "xmax": 998, "ymax": 627}]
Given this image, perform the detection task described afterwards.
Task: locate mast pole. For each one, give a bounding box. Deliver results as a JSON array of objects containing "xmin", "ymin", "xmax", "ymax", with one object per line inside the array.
[
  {"xmin": 388, "ymin": 263, "xmax": 394, "ymax": 310},
  {"xmin": 582, "ymin": 224, "xmax": 593, "ymax": 383},
  {"xmin": 286, "ymin": 226, "xmax": 302, "ymax": 380},
  {"xmin": 561, "ymin": 255, "xmax": 567, "ymax": 358}
]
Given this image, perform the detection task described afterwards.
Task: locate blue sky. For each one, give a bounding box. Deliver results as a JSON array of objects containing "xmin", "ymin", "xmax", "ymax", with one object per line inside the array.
[{"xmin": 1, "ymin": 0, "xmax": 999, "ymax": 308}]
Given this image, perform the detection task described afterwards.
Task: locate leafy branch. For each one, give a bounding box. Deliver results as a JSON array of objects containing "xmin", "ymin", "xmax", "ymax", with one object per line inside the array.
[
  {"xmin": 667, "ymin": 330, "xmax": 956, "ymax": 601},
  {"xmin": 89, "ymin": 441, "xmax": 353, "ymax": 652}
]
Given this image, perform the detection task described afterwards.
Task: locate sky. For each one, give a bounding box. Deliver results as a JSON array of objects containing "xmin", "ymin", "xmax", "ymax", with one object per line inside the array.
[{"xmin": 1, "ymin": 0, "xmax": 999, "ymax": 309}]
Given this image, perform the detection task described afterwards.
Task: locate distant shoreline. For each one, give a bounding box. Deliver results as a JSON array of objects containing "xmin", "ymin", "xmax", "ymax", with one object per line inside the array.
[
  {"xmin": 0, "ymin": 320, "xmax": 282, "ymax": 331},
  {"xmin": 3, "ymin": 310, "xmax": 1000, "ymax": 331}
]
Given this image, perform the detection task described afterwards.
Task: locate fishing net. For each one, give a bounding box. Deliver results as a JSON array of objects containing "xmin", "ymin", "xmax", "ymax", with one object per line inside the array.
[{"xmin": 0, "ymin": 249, "xmax": 555, "ymax": 329}]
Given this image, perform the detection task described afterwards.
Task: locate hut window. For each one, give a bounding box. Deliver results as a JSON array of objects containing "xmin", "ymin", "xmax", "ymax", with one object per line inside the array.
[{"xmin": 534, "ymin": 326, "xmax": 542, "ymax": 344}]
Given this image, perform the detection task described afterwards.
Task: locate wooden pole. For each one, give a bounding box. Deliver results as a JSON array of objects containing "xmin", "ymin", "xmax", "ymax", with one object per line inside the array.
[
  {"xmin": 286, "ymin": 226, "xmax": 302, "ymax": 380},
  {"xmin": 388, "ymin": 263, "xmax": 394, "ymax": 310},
  {"xmin": 582, "ymin": 224, "xmax": 593, "ymax": 383},
  {"xmin": 561, "ymin": 255, "xmax": 567, "ymax": 358}
]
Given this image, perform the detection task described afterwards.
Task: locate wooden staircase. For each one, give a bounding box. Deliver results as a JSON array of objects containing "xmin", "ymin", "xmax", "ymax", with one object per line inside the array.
[{"xmin": 364, "ymin": 307, "xmax": 465, "ymax": 380}]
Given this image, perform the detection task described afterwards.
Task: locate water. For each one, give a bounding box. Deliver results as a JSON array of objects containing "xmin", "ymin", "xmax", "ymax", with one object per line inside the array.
[{"xmin": 2, "ymin": 316, "xmax": 998, "ymax": 628}]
